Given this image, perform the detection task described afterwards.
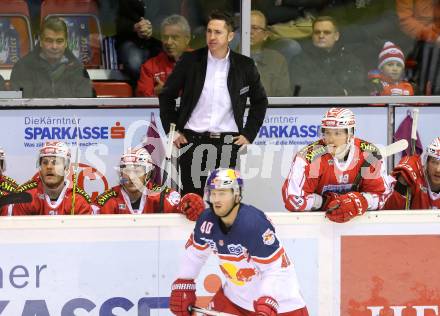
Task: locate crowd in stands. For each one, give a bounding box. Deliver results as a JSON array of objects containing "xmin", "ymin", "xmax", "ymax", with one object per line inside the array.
[{"xmin": 0, "ymin": 0, "xmax": 440, "ymax": 97}]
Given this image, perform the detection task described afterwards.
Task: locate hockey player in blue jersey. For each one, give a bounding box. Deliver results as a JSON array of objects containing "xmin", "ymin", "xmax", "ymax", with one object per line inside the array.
[{"xmin": 169, "ymin": 168, "xmax": 309, "ymax": 316}]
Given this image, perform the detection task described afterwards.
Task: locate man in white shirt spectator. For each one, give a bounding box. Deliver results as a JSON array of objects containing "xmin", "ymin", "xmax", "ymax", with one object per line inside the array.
[{"xmin": 159, "ymin": 10, "xmax": 268, "ymax": 196}]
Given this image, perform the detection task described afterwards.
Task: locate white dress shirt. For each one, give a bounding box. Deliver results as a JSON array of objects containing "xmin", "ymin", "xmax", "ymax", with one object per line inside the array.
[{"xmin": 184, "ymin": 49, "xmax": 239, "ymax": 133}]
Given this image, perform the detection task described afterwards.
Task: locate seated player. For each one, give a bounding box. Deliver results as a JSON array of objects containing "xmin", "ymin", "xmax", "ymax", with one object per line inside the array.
[
  {"xmin": 384, "ymin": 137, "xmax": 440, "ymax": 209},
  {"xmin": 0, "ymin": 147, "xmax": 19, "ymax": 216},
  {"xmin": 282, "ymin": 107, "xmax": 392, "ymax": 223},
  {"xmin": 95, "ymin": 147, "xmax": 204, "ymax": 221},
  {"xmin": 12, "ymin": 141, "xmax": 92, "ymax": 215},
  {"xmin": 169, "ymin": 168, "xmax": 309, "ymax": 316}
]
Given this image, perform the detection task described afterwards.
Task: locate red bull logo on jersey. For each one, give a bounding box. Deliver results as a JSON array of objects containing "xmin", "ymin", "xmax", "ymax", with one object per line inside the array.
[
  {"xmin": 262, "ymin": 229, "xmax": 275, "ymax": 246},
  {"xmin": 219, "ymin": 263, "xmax": 258, "ymax": 286}
]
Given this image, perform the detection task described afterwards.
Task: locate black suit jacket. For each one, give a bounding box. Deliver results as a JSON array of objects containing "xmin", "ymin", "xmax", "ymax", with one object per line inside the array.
[{"xmin": 159, "ymin": 47, "xmax": 268, "ymax": 143}]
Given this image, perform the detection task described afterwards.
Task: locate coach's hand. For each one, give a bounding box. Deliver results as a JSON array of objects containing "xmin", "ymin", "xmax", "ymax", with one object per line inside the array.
[
  {"xmin": 173, "ymin": 131, "xmax": 188, "ymax": 149},
  {"xmin": 169, "ymin": 279, "xmax": 196, "ymax": 316}
]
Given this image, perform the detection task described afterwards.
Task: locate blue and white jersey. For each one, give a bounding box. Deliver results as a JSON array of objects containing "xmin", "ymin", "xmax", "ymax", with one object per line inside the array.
[{"xmin": 178, "ymin": 203, "xmax": 306, "ymax": 312}]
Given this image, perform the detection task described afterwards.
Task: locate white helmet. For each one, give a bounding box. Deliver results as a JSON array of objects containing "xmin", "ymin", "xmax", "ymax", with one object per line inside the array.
[
  {"xmin": 205, "ymin": 168, "xmax": 243, "ymax": 200},
  {"xmin": 119, "ymin": 147, "xmax": 154, "ymax": 174},
  {"xmin": 321, "ymin": 107, "xmax": 356, "ymax": 130},
  {"xmin": 426, "ymin": 137, "xmax": 440, "ymax": 161},
  {"xmin": 37, "ymin": 141, "xmax": 71, "ymax": 169},
  {"xmin": 0, "ymin": 147, "xmax": 5, "ymax": 173}
]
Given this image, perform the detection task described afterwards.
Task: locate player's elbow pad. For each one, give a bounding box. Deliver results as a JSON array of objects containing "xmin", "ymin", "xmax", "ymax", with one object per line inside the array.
[{"xmin": 285, "ymin": 195, "xmax": 307, "ymax": 212}]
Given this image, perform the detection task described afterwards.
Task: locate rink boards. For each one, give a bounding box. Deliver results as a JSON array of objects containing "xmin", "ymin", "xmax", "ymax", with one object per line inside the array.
[{"xmin": 0, "ymin": 211, "xmax": 440, "ymax": 316}]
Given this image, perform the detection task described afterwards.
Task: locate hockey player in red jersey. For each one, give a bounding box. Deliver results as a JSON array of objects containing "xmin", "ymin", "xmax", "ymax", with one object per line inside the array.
[
  {"xmin": 0, "ymin": 147, "xmax": 19, "ymax": 216},
  {"xmin": 384, "ymin": 137, "xmax": 440, "ymax": 209},
  {"xmin": 95, "ymin": 147, "xmax": 204, "ymax": 220},
  {"xmin": 170, "ymin": 168, "xmax": 308, "ymax": 316},
  {"xmin": 12, "ymin": 141, "xmax": 92, "ymax": 215},
  {"xmin": 282, "ymin": 107, "xmax": 392, "ymax": 223}
]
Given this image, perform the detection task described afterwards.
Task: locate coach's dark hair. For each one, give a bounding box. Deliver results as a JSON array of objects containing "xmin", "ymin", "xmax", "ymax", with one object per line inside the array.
[
  {"xmin": 40, "ymin": 16, "xmax": 68, "ymax": 39},
  {"xmin": 207, "ymin": 10, "xmax": 235, "ymax": 32}
]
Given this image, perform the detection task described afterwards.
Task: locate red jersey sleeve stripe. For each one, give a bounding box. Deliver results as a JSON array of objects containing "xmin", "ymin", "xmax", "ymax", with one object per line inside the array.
[{"xmin": 251, "ymin": 247, "xmax": 284, "ymax": 264}]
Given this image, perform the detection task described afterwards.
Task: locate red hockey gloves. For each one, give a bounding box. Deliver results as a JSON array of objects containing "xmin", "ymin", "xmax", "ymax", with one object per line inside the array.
[
  {"xmin": 254, "ymin": 296, "xmax": 279, "ymax": 316},
  {"xmin": 177, "ymin": 193, "xmax": 205, "ymax": 221},
  {"xmin": 392, "ymin": 155, "xmax": 420, "ymax": 189},
  {"xmin": 169, "ymin": 279, "xmax": 196, "ymax": 316},
  {"xmin": 321, "ymin": 192, "xmax": 339, "ymax": 211},
  {"xmin": 325, "ymin": 192, "xmax": 368, "ymax": 223}
]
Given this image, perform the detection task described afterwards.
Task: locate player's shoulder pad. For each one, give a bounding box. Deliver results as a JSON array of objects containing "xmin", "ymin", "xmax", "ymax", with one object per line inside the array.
[
  {"xmin": 298, "ymin": 140, "xmax": 327, "ymax": 163},
  {"xmin": 4, "ymin": 176, "xmax": 18, "ymax": 187},
  {"xmin": 358, "ymin": 139, "xmax": 381, "ymax": 156},
  {"xmin": 96, "ymin": 188, "xmax": 118, "ymax": 206},
  {"xmin": 18, "ymin": 180, "xmax": 38, "ymax": 192},
  {"xmin": 150, "ymin": 183, "xmax": 170, "ymax": 193},
  {"xmin": 0, "ymin": 176, "xmax": 18, "ymax": 193},
  {"xmin": 75, "ymin": 186, "xmax": 91, "ymax": 203}
]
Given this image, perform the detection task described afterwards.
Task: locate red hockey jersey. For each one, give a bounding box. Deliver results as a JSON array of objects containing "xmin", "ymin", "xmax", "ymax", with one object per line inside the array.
[
  {"xmin": 12, "ymin": 177, "xmax": 92, "ymax": 215},
  {"xmin": 384, "ymin": 156, "xmax": 440, "ymax": 209},
  {"xmin": 0, "ymin": 175, "xmax": 19, "ymax": 216},
  {"xmin": 282, "ymin": 138, "xmax": 392, "ymax": 211},
  {"xmin": 95, "ymin": 181, "xmax": 181, "ymax": 214}
]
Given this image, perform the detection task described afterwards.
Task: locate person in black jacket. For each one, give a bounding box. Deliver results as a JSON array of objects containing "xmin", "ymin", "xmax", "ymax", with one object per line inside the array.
[
  {"xmin": 289, "ymin": 16, "xmax": 365, "ymax": 96},
  {"xmin": 116, "ymin": 0, "xmax": 182, "ymax": 84},
  {"xmin": 10, "ymin": 17, "xmax": 93, "ymax": 98},
  {"xmin": 159, "ymin": 10, "xmax": 268, "ymax": 197}
]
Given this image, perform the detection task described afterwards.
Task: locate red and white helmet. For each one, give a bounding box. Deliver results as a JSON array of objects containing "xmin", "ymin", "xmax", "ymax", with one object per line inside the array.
[
  {"xmin": 38, "ymin": 141, "xmax": 71, "ymax": 167},
  {"xmin": 0, "ymin": 146, "xmax": 5, "ymax": 172},
  {"xmin": 426, "ymin": 137, "xmax": 440, "ymax": 160},
  {"xmin": 321, "ymin": 107, "xmax": 356, "ymax": 130},
  {"xmin": 119, "ymin": 147, "xmax": 154, "ymax": 173}
]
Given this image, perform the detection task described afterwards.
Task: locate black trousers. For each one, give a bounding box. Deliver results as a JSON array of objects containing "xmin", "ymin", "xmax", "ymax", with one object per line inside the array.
[{"xmin": 179, "ymin": 129, "xmax": 240, "ymax": 197}]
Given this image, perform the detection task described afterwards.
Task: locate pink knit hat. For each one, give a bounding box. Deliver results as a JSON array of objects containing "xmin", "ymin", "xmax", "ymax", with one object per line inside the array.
[{"xmin": 378, "ymin": 41, "xmax": 405, "ymax": 69}]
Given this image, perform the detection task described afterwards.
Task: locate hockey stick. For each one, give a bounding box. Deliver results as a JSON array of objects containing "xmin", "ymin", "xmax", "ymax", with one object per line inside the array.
[
  {"xmin": 159, "ymin": 123, "xmax": 176, "ymax": 212},
  {"xmin": 71, "ymin": 117, "xmax": 80, "ymax": 215},
  {"xmin": 189, "ymin": 305, "xmax": 237, "ymax": 316},
  {"xmin": 0, "ymin": 192, "xmax": 32, "ymax": 208},
  {"xmin": 405, "ymin": 108, "xmax": 419, "ymax": 209},
  {"xmin": 352, "ymin": 139, "xmax": 409, "ymax": 192},
  {"xmin": 325, "ymin": 139, "xmax": 408, "ymax": 212}
]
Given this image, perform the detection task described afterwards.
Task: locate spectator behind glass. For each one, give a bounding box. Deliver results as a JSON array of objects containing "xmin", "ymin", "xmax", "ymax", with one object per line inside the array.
[
  {"xmin": 10, "ymin": 17, "xmax": 93, "ymax": 98},
  {"xmin": 250, "ymin": 10, "xmax": 291, "ymax": 96},
  {"xmin": 396, "ymin": 0, "xmax": 440, "ymax": 95},
  {"xmin": 397, "ymin": 0, "xmax": 440, "ymax": 44},
  {"xmin": 115, "ymin": 0, "xmax": 182, "ymax": 85},
  {"xmin": 136, "ymin": 15, "xmax": 191, "ymax": 97},
  {"xmin": 320, "ymin": 1, "xmax": 407, "ymax": 71},
  {"xmin": 289, "ymin": 16, "xmax": 365, "ymax": 96},
  {"xmin": 251, "ymin": 0, "xmax": 326, "ymax": 64},
  {"xmin": 368, "ymin": 41, "xmax": 414, "ymax": 96}
]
